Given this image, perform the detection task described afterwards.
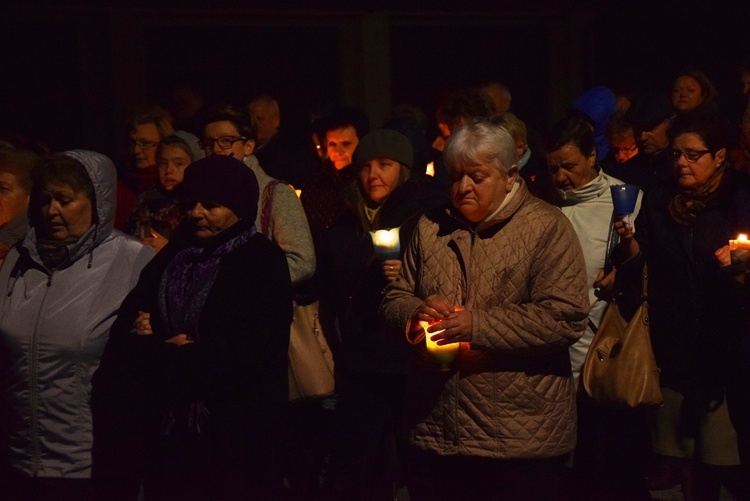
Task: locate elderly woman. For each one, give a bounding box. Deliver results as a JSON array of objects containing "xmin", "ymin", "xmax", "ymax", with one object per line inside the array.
[
  {"xmin": 128, "ymin": 131, "xmax": 203, "ymax": 253},
  {"xmin": 319, "ymin": 129, "xmax": 432, "ymax": 498},
  {"xmin": 614, "ymin": 109, "xmax": 749, "ymax": 499},
  {"xmin": 93, "ymin": 155, "xmax": 292, "ymax": 500},
  {"xmin": 0, "ymin": 150, "xmax": 152, "ymax": 501},
  {"xmin": 380, "ymin": 120, "xmax": 589, "ymax": 501}
]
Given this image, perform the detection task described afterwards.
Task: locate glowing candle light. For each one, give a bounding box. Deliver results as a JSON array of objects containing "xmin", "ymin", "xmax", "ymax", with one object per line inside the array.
[
  {"xmin": 369, "ymin": 227, "xmax": 400, "ymax": 260},
  {"xmin": 425, "ymin": 162, "xmax": 435, "ymax": 177},
  {"xmin": 420, "ymin": 321, "xmax": 459, "ymax": 371},
  {"xmin": 729, "ymin": 233, "xmax": 750, "ymax": 265}
]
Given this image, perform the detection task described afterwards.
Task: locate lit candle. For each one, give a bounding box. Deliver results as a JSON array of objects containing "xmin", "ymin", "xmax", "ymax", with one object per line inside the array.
[
  {"xmin": 729, "ymin": 233, "xmax": 750, "ymax": 265},
  {"xmin": 294, "ymin": 189, "xmax": 302, "ymax": 198},
  {"xmin": 369, "ymin": 227, "xmax": 401, "ymax": 260},
  {"xmin": 426, "ymin": 161, "xmax": 435, "ymax": 177},
  {"xmin": 420, "ymin": 320, "xmax": 460, "ymax": 371}
]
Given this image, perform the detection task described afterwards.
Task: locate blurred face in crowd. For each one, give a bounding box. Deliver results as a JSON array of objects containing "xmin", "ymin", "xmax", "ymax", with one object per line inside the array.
[
  {"xmin": 546, "ymin": 143, "xmax": 597, "ymax": 192},
  {"xmin": 0, "ymin": 169, "xmax": 30, "ymax": 226},
  {"xmin": 202, "ymin": 121, "xmax": 255, "ymax": 160},
  {"xmin": 633, "ymin": 120, "xmax": 671, "ymax": 156},
  {"xmin": 130, "ymin": 123, "xmax": 161, "ymax": 170},
  {"xmin": 38, "ymin": 182, "xmax": 93, "ymax": 241},
  {"xmin": 672, "ymin": 132, "xmax": 725, "ymax": 192},
  {"xmin": 248, "ymin": 100, "xmax": 280, "ymax": 144},
  {"xmin": 451, "ymin": 161, "xmax": 516, "ymax": 223},
  {"xmin": 671, "ymin": 76, "xmax": 704, "ymax": 113},
  {"xmin": 326, "ymin": 126, "xmax": 358, "ymax": 170},
  {"xmin": 157, "ymin": 145, "xmax": 191, "ymax": 192},
  {"xmin": 188, "ymin": 200, "xmax": 239, "ymax": 239},
  {"xmin": 359, "ymin": 158, "xmax": 402, "ymax": 205},
  {"xmin": 609, "ymin": 131, "xmax": 639, "ymax": 164}
]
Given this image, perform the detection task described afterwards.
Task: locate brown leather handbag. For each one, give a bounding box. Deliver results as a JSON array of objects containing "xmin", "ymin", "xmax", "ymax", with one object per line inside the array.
[
  {"xmin": 581, "ymin": 264, "xmax": 663, "ymax": 408},
  {"xmin": 260, "ymin": 181, "xmax": 335, "ymax": 402}
]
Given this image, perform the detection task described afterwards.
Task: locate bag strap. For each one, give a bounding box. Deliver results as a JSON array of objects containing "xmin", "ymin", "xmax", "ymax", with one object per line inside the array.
[
  {"xmin": 603, "ymin": 213, "xmax": 620, "ymax": 275},
  {"xmin": 259, "ymin": 180, "xmax": 284, "ymax": 238}
]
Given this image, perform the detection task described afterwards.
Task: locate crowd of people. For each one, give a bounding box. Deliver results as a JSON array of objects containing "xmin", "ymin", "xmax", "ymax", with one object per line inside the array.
[{"xmin": 0, "ymin": 60, "xmax": 749, "ymax": 501}]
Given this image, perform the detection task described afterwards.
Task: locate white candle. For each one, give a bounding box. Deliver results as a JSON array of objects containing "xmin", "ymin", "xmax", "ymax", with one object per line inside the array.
[
  {"xmin": 370, "ymin": 227, "xmax": 401, "ymax": 260},
  {"xmin": 420, "ymin": 320, "xmax": 460, "ymax": 371}
]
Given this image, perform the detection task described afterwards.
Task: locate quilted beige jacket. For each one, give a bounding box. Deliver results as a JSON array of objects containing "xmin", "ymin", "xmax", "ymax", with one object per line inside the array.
[{"xmin": 380, "ymin": 180, "xmax": 589, "ymax": 459}]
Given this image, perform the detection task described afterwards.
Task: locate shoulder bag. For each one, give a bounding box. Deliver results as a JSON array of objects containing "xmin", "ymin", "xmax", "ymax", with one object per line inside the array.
[
  {"xmin": 261, "ymin": 181, "xmax": 335, "ymax": 402},
  {"xmin": 581, "ymin": 262, "xmax": 663, "ymax": 408}
]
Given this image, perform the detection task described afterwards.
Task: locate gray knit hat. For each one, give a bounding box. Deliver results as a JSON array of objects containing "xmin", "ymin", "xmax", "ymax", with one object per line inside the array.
[
  {"xmin": 170, "ymin": 130, "xmax": 205, "ymax": 161},
  {"xmin": 352, "ymin": 129, "xmax": 413, "ymax": 169}
]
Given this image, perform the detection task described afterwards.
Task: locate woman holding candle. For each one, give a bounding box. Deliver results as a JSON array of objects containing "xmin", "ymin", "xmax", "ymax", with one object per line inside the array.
[
  {"xmin": 380, "ymin": 120, "xmax": 589, "ymax": 501},
  {"xmin": 614, "ymin": 109, "xmax": 750, "ymax": 499},
  {"xmin": 92, "ymin": 155, "xmax": 293, "ymax": 500},
  {"xmin": 318, "ymin": 129, "xmax": 436, "ymax": 499}
]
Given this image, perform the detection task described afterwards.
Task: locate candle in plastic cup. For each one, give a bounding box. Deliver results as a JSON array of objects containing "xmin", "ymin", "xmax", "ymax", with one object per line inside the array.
[
  {"xmin": 370, "ymin": 227, "xmax": 401, "ymax": 260},
  {"xmin": 729, "ymin": 233, "xmax": 750, "ymax": 267},
  {"xmin": 610, "ymin": 184, "xmax": 639, "ymax": 229},
  {"xmin": 420, "ymin": 320, "xmax": 459, "ymax": 371}
]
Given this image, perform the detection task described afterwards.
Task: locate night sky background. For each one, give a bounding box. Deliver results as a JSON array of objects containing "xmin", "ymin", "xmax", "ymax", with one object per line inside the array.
[{"xmin": 1, "ymin": 0, "xmax": 749, "ymax": 161}]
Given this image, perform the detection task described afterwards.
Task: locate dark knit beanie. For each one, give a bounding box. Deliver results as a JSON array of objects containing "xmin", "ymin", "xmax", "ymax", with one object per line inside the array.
[
  {"xmin": 353, "ymin": 129, "xmax": 413, "ymax": 169},
  {"xmin": 179, "ymin": 155, "xmax": 259, "ymax": 221}
]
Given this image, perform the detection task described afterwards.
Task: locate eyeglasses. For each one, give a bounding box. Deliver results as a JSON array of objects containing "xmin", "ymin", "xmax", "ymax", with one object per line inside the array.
[
  {"xmin": 130, "ymin": 139, "xmax": 159, "ymax": 151},
  {"xmin": 200, "ymin": 136, "xmax": 247, "ymax": 151},
  {"xmin": 670, "ymin": 148, "xmax": 711, "ymax": 162}
]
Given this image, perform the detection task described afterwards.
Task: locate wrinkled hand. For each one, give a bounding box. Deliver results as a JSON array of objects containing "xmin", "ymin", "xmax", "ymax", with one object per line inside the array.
[
  {"xmin": 131, "ymin": 311, "xmax": 152, "ymax": 336},
  {"xmin": 613, "ymin": 218, "xmax": 634, "ymax": 240},
  {"xmin": 381, "ymin": 259, "xmax": 402, "ymax": 282},
  {"xmin": 411, "ymin": 296, "xmax": 471, "ymax": 344},
  {"xmin": 715, "ymin": 245, "xmax": 731, "ymax": 267},
  {"xmin": 142, "ymin": 230, "xmax": 169, "ymax": 254},
  {"xmin": 165, "ymin": 334, "xmax": 194, "ymax": 347},
  {"xmin": 427, "ymin": 308, "xmax": 472, "ymax": 344},
  {"xmin": 594, "ymin": 267, "xmax": 616, "ymax": 290}
]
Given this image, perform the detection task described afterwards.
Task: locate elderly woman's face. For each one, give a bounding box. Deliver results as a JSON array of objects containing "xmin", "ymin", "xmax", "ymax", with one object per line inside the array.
[
  {"xmin": 188, "ymin": 201, "xmax": 239, "ymax": 239},
  {"xmin": 39, "ymin": 182, "xmax": 93, "ymax": 241},
  {"xmin": 450, "ymin": 161, "xmax": 514, "ymax": 223},
  {"xmin": 359, "ymin": 158, "xmax": 401, "ymax": 205},
  {"xmin": 672, "ymin": 132, "xmax": 725, "ymax": 191},
  {"xmin": 546, "ymin": 143, "xmax": 597, "ymax": 192},
  {"xmin": 671, "ymin": 76, "xmax": 704, "ymax": 113},
  {"xmin": 0, "ymin": 169, "xmax": 30, "ymax": 226}
]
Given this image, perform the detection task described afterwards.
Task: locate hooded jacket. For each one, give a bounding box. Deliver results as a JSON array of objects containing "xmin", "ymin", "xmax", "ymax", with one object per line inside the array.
[
  {"xmin": 380, "ymin": 179, "xmax": 589, "ymax": 459},
  {"xmin": 0, "ymin": 150, "xmax": 153, "ymax": 479}
]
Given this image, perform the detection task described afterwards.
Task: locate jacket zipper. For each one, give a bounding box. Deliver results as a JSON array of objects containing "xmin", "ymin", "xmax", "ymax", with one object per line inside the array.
[{"xmin": 30, "ymin": 269, "xmax": 53, "ymax": 475}]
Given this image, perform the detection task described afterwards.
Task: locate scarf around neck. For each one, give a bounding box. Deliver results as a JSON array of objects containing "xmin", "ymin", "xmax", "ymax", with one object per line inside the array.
[
  {"xmin": 158, "ymin": 222, "xmax": 256, "ymax": 341},
  {"xmin": 668, "ymin": 164, "xmax": 726, "ymax": 226}
]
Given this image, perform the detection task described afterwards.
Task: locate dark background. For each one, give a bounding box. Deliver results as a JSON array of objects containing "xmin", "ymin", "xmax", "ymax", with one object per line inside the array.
[{"xmin": 1, "ymin": 0, "xmax": 749, "ymax": 161}]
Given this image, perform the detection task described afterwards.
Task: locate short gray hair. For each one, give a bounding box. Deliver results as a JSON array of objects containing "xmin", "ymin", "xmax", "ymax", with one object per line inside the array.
[{"xmin": 444, "ymin": 120, "xmax": 518, "ymax": 176}]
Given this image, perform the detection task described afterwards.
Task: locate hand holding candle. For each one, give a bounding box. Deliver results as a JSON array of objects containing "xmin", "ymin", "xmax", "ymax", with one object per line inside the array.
[
  {"xmin": 370, "ymin": 227, "xmax": 401, "ymax": 260},
  {"xmin": 729, "ymin": 233, "xmax": 750, "ymax": 268},
  {"xmin": 414, "ymin": 297, "xmax": 468, "ymax": 371}
]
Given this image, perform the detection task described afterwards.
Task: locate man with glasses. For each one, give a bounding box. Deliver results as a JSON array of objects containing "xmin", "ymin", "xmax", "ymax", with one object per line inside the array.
[
  {"xmin": 621, "ymin": 94, "xmax": 676, "ymax": 189},
  {"xmin": 200, "ymin": 104, "xmax": 315, "ymax": 288}
]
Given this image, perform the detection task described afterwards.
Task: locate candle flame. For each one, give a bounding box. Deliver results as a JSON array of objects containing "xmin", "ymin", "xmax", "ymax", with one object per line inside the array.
[
  {"xmin": 426, "ymin": 162, "xmax": 435, "ymax": 177},
  {"xmin": 372, "ymin": 228, "xmax": 399, "ymax": 247},
  {"xmin": 739, "ymin": 234, "xmax": 748, "ymax": 242}
]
